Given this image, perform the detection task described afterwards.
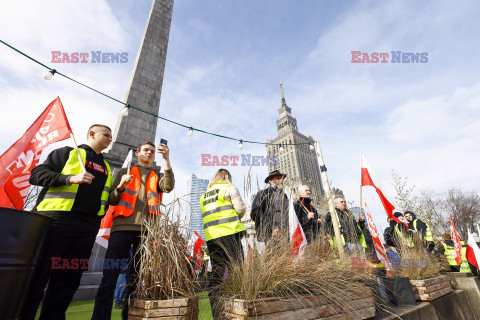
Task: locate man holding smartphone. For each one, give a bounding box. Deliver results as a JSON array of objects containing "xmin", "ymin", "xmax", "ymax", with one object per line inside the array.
[{"xmin": 91, "ymin": 141, "xmax": 174, "ymax": 320}]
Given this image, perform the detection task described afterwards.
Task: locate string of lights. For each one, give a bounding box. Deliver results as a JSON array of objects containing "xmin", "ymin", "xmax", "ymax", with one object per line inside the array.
[{"xmin": 1, "ymin": 39, "xmax": 316, "ymax": 150}]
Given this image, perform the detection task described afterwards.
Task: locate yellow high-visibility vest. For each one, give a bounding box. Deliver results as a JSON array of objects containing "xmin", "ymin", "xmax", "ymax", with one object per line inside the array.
[
  {"xmin": 200, "ymin": 183, "xmax": 245, "ymax": 242},
  {"xmin": 329, "ymin": 210, "xmax": 367, "ymax": 250},
  {"xmin": 37, "ymin": 148, "xmax": 112, "ymax": 216},
  {"xmin": 442, "ymin": 242, "xmax": 471, "ymax": 272},
  {"xmin": 394, "ymin": 224, "xmax": 414, "ymax": 248},
  {"xmin": 413, "ymin": 219, "xmax": 434, "ymax": 242}
]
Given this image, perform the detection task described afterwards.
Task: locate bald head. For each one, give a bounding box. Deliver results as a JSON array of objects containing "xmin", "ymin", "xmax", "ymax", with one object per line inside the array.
[{"xmin": 298, "ymin": 185, "xmax": 311, "ymax": 198}]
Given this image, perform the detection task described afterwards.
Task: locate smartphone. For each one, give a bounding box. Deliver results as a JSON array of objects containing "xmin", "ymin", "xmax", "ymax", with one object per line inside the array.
[{"xmin": 160, "ymin": 138, "xmax": 168, "ymax": 146}]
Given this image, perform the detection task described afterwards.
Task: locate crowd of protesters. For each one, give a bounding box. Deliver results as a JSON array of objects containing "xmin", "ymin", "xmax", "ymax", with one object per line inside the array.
[{"xmin": 19, "ymin": 125, "xmax": 479, "ymax": 320}]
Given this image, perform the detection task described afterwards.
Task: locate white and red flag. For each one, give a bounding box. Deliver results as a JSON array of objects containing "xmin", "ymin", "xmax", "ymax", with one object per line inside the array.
[
  {"xmin": 361, "ymin": 155, "xmax": 406, "ymax": 226},
  {"xmin": 187, "ymin": 231, "xmax": 205, "ymax": 260},
  {"xmin": 0, "ymin": 97, "xmax": 72, "ymax": 209},
  {"xmin": 285, "ymin": 186, "xmax": 307, "ymax": 260},
  {"xmin": 96, "ymin": 149, "xmax": 134, "ymax": 248},
  {"xmin": 450, "ymin": 216, "xmax": 462, "ymax": 265},
  {"xmin": 466, "ymin": 230, "xmax": 480, "ymax": 269},
  {"xmin": 364, "ymin": 202, "xmax": 390, "ymax": 270}
]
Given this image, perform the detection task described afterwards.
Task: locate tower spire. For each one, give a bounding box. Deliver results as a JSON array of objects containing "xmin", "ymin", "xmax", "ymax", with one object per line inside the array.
[{"xmin": 280, "ymin": 81, "xmax": 286, "ymax": 103}]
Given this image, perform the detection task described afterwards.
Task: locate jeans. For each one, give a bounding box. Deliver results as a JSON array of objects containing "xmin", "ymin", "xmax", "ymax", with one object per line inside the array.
[{"xmin": 114, "ymin": 272, "xmax": 128, "ymax": 304}]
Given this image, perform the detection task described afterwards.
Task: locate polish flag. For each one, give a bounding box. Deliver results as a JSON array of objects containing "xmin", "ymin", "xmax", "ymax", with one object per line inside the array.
[
  {"xmin": 364, "ymin": 202, "xmax": 390, "ymax": 270},
  {"xmin": 466, "ymin": 230, "xmax": 480, "ymax": 269},
  {"xmin": 285, "ymin": 187, "xmax": 307, "ymax": 260},
  {"xmin": 361, "ymin": 155, "xmax": 406, "ymax": 227},
  {"xmin": 95, "ymin": 149, "xmax": 134, "ymax": 248},
  {"xmin": 450, "ymin": 216, "xmax": 462, "ymax": 265},
  {"xmin": 187, "ymin": 231, "xmax": 205, "ymax": 260}
]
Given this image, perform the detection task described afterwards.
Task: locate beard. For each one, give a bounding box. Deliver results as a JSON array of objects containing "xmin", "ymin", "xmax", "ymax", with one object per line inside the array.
[{"xmin": 271, "ymin": 181, "xmax": 284, "ymax": 191}]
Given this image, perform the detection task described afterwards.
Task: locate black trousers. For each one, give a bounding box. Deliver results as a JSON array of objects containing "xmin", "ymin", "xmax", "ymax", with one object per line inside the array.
[
  {"xmin": 206, "ymin": 233, "xmax": 243, "ymax": 319},
  {"xmin": 91, "ymin": 231, "xmax": 141, "ymax": 320},
  {"xmin": 19, "ymin": 218, "xmax": 99, "ymax": 320}
]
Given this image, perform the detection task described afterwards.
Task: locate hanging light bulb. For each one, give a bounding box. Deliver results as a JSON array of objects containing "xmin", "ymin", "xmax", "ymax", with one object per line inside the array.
[
  {"xmin": 43, "ymin": 69, "xmax": 56, "ymax": 80},
  {"xmin": 279, "ymin": 144, "xmax": 284, "ymax": 152},
  {"xmin": 238, "ymin": 140, "xmax": 244, "ymax": 150},
  {"xmin": 188, "ymin": 127, "xmax": 194, "ymax": 137},
  {"xmin": 309, "ymin": 144, "xmax": 315, "ymax": 151},
  {"xmin": 121, "ymin": 106, "xmax": 129, "ymax": 117}
]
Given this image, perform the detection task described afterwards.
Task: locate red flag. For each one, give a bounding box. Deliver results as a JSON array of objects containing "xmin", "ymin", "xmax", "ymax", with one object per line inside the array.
[
  {"xmin": 361, "ymin": 155, "xmax": 406, "ymax": 227},
  {"xmin": 450, "ymin": 216, "xmax": 462, "ymax": 265},
  {"xmin": 0, "ymin": 97, "xmax": 71, "ymax": 209},
  {"xmin": 193, "ymin": 250, "xmax": 205, "ymax": 275},
  {"xmin": 187, "ymin": 231, "xmax": 205, "ymax": 260},
  {"xmin": 466, "ymin": 230, "xmax": 480, "ymax": 269},
  {"xmin": 286, "ymin": 187, "xmax": 307, "ymax": 260},
  {"xmin": 364, "ymin": 202, "xmax": 390, "ymax": 270}
]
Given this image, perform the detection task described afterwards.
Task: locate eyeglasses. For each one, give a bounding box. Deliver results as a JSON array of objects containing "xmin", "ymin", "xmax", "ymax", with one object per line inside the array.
[{"xmin": 339, "ymin": 201, "xmax": 346, "ymax": 203}]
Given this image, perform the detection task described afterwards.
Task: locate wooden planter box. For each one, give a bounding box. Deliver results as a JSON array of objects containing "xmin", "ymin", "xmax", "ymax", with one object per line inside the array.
[
  {"xmin": 128, "ymin": 296, "xmax": 199, "ymax": 320},
  {"xmin": 409, "ymin": 275, "xmax": 453, "ymax": 301},
  {"xmin": 221, "ymin": 291, "xmax": 375, "ymax": 320}
]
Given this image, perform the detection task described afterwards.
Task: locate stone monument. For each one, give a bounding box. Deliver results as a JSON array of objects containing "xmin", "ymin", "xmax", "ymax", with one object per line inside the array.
[{"xmin": 74, "ymin": 0, "xmax": 175, "ymax": 301}]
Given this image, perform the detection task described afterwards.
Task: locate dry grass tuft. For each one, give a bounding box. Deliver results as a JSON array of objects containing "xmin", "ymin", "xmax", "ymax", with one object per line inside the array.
[
  {"xmin": 134, "ymin": 199, "xmax": 196, "ymax": 300},
  {"xmin": 215, "ymin": 230, "xmax": 375, "ymax": 316},
  {"xmin": 391, "ymin": 234, "xmax": 441, "ymax": 280}
]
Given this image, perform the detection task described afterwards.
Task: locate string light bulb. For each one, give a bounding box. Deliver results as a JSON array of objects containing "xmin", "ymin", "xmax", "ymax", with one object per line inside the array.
[
  {"xmin": 279, "ymin": 145, "xmax": 284, "ymax": 152},
  {"xmin": 121, "ymin": 106, "xmax": 129, "ymax": 117},
  {"xmin": 238, "ymin": 140, "xmax": 244, "ymax": 150},
  {"xmin": 309, "ymin": 144, "xmax": 315, "ymax": 150},
  {"xmin": 188, "ymin": 127, "xmax": 194, "ymax": 137},
  {"xmin": 43, "ymin": 69, "xmax": 56, "ymax": 80}
]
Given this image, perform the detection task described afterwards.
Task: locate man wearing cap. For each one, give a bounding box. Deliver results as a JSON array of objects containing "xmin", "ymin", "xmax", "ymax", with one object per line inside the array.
[{"xmin": 251, "ymin": 170, "xmax": 289, "ymax": 242}]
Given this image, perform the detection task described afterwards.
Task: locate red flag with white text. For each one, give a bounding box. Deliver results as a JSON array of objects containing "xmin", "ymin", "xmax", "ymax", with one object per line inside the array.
[
  {"xmin": 361, "ymin": 155, "xmax": 406, "ymax": 227},
  {"xmin": 450, "ymin": 216, "xmax": 462, "ymax": 265},
  {"xmin": 0, "ymin": 97, "xmax": 71, "ymax": 209},
  {"xmin": 364, "ymin": 202, "xmax": 390, "ymax": 270}
]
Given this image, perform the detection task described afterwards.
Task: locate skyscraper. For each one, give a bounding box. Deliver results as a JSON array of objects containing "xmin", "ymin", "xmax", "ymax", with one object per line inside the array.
[
  {"xmin": 266, "ymin": 83, "xmax": 324, "ymax": 203},
  {"xmin": 189, "ymin": 173, "xmax": 209, "ymax": 240}
]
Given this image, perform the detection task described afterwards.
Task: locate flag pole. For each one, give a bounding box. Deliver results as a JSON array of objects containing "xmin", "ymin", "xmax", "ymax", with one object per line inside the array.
[
  {"xmin": 359, "ymin": 153, "xmax": 363, "ymax": 221},
  {"xmin": 70, "ymin": 133, "xmax": 86, "ymax": 173},
  {"xmin": 314, "ymin": 141, "xmax": 345, "ymax": 260}
]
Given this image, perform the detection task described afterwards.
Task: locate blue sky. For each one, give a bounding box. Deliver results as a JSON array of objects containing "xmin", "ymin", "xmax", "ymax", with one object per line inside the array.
[{"xmin": 1, "ymin": 0, "xmax": 479, "ymax": 231}]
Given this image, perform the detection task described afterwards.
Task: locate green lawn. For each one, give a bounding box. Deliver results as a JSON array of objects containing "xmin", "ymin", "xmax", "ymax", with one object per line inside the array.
[{"xmin": 35, "ymin": 292, "xmax": 212, "ymax": 319}]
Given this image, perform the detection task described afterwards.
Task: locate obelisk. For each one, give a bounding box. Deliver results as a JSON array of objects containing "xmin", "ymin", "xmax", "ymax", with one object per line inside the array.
[
  {"xmin": 77, "ymin": 0, "xmax": 175, "ymax": 293},
  {"xmin": 104, "ymin": 0, "xmax": 174, "ymax": 172}
]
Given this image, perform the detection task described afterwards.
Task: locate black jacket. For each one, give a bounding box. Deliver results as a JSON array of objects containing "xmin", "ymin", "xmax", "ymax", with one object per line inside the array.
[
  {"xmin": 294, "ymin": 197, "xmax": 320, "ymax": 243},
  {"xmin": 384, "ymin": 219, "xmax": 412, "ymax": 248},
  {"xmin": 406, "ymin": 212, "xmax": 428, "ymax": 237},
  {"xmin": 250, "ymin": 185, "xmax": 289, "ymax": 241},
  {"xmin": 325, "ymin": 208, "xmax": 363, "ymax": 243},
  {"xmin": 30, "ymin": 144, "xmax": 109, "ymax": 224}
]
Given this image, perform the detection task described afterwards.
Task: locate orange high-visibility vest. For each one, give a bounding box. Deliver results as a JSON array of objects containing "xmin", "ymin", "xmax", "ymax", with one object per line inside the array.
[{"xmin": 113, "ymin": 166, "xmax": 163, "ymax": 217}]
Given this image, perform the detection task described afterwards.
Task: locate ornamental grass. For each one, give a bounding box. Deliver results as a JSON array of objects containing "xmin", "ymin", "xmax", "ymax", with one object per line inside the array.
[
  {"xmin": 134, "ymin": 198, "xmax": 196, "ymax": 300},
  {"xmin": 214, "ymin": 228, "xmax": 376, "ymax": 316},
  {"xmin": 391, "ymin": 233, "xmax": 441, "ymax": 280}
]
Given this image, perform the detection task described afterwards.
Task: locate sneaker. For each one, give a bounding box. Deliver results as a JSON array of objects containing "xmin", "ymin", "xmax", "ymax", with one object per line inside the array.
[{"xmin": 114, "ymin": 302, "xmax": 123, "ymax": 309}]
